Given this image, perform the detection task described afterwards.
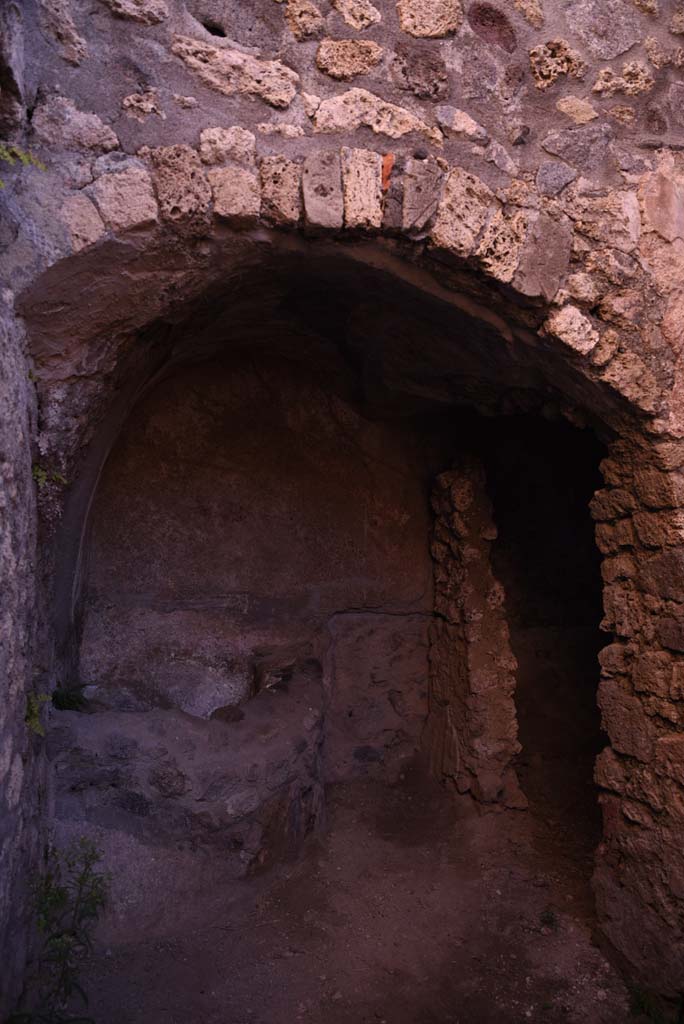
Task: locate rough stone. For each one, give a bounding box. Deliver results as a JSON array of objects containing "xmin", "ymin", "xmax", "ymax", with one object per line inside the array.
[
  {"xmin": 148, "ymin": 144, "xmax": 212, "ymax": 235},
  {"xmin": 39, "ymin": 0, "xmax": 87, "ymax": 65},
  {"xmin": 259, "ymin": 155, "xmax": 301, "ymax": 226},
  {"xmin": 396, "ymin": 0, "xmax": 463, "ymax": 37},
  {"xmin": 544, "ymin": 304, "xmax": 599, "ymax": 355},
  {"xmin": 316, "ymin": 39, "xmax": 383, "ymax": 80},
  {"xmin": 485, "ymin": 140, "xmax": 518, "ymax": 177},
  {"xmin": 536, "ymin": 160, "xmax": 577, "ymax": 196},
  {"xmin": 555, "ymin": 95, "xmax": 598, "ymax": 124},
  {"xmin": 331, "ymin": 0, "xmax": 381, "ymax": 29},
  {"xmin": 541, "ymin": 123, "xmax": 615, "ymax": 175},
  {"xmin": 436, "ymin": 106, "xmax": 489, "ymax": 144},
  {"xmin": 564, "ymin": 0, "xmax": 642, "ymax": 59},
  {"xmin": 198, "ymin": 126, "xmax": 256, "ymax": 167},
  {"xmin": 430, "ymin": 167, "xmax": 495, "ymax": 257},
  {"xmin": 402, "ymin": 156, "xmax": 445, "ymax": 233},
  {"xmin": 207, "ymin": 166, "xmax": 260, "ymax": 226},
  {"xmin": 671, "ymin": 4, "xmax": 684, "ymax": 32},
  {"xmin": 302, "ymin": 150, "xmax": 344, "ymax": 229},
  {"xmin": 59, "ymin": 193, "xmax": 105, "ymax": 251},
  {"xmin": 89, "ymin": 166, "xmax": 158, "ymax": 233},
  {"xmin": 122, "ymin": 90, "xmax": 165, "ymax": 123},
  {"xmin": 312, "ymin": 88, "xmax": 440, "ymax": 141},
  {"xmin": 514, "ymin": 211, "xmax": 572, "ymax": 300},
  {"xmin": 32, "ymin": 96, "xmax": 119, "ymax": 153},
  {"xmin": 390, "ymin": 42, "xmax": 449, "ymax": 101},
  {"xmin": 476, "ymin": 208, "xmax": 528, "ymax": 284},
  {"xmin": 640, "ymin": 165, "xmax": 684, "ymax": 243},
  {"xmin": 529, "ymin": 39, "xmax": 586, "ymax": 90},
  {"xmin": 98, "ymin": 0, "xmax": 168, "ymax": 22},
  {"xmin": 592, "ymin": 62, "xmax": 655, "ymax": 98},
  {"xmin": 514, "ymin": 0, "xmax": 544, "ymax": 27},
  {"xmin": 341, "ymin": 147, "xmax": 383, "ymax": 229},
  {"xmin": 284, "ymin": 0, "xmax": 324, "ymax": 39},
  {"xmin": 172, "ymin": 35, "xmax": 299, "ymax": 109}
]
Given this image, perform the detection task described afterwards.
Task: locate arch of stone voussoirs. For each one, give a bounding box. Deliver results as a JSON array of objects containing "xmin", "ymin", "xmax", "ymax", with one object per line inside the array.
[{"xmin": 18, "ymin": 144, "xmax": 684, "ymax": 1007}]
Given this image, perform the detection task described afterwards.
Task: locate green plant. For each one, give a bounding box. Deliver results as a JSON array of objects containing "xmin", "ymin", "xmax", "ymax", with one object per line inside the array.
[
  {"xmin": 25, "ymin": 692, "xmax": 50, "ymax": 737},
  {"xmin": 0, "ymin": 143, "xmax": 46, "ymax": 188},
  {"xmin": 7, "ymin": 839, "xmax": 109, "ymax": 1024},
  {"xmin": 32, "ymin": 465, "xmax": 67, "ymax": 490}
]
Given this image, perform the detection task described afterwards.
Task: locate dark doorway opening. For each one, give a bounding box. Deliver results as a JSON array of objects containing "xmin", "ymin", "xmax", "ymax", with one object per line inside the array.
[{"xmin": 480, "ymin": 416, "xmax": 607, "ymax": 894}]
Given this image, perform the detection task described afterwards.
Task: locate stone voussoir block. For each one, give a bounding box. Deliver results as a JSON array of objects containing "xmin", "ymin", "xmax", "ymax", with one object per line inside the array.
[
  {"xmin": 60, "ymin": 193, "xmax": 106, "ymax": 252},
  {"xmin": 302, "ymin": 150, "xmax": 344, "ymax": 231},
  {"xmin": 341, "ymin": 147, "xmax": 383, "ymax": 230},
  {"xmin": 430, "ymin": 166, "xmax": 496, "ymax": 259},
  {"xmin": 148, "ymin": 143, "xmax": 212, "ymax": 236},
  {"xmin": 401, "ymin": 155, "xmax": 444, "ymax": 235},
  {"xmin": 207, "ymin": 166, "xmax": 261, "ymax": 227},
  {"xmin": 89, "ymin": 165, "xmax": 158, "ymax": 233},
  {"xmin": 259, "ymin": 155, "xmax": 302, "ymax": 227}
]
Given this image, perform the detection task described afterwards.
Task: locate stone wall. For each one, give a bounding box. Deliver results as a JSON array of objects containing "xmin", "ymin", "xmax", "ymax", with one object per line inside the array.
[
  {"xmin": 2, "ymin": 0, "xmax": 684, "ymax": 1011},
  {"xmin": 78, "ymin": 352, "xmax": 436, "ymax": 764},
  {"xmin": 592, "ymin": 437, "xmax": 684, "ymax": 998},
  {"xmin": 425, "ymin": 456, "xmax": 524, "ymax": 808},
  {"xmin": 0, "ymin": 297, "xmax": 40, "ymax": 1010}
]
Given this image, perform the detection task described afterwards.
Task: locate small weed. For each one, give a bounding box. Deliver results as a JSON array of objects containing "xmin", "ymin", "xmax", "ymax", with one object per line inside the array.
[
  {"xmin": 25, "ymin": 693, "xmax": 50, "ymax": 737},
  {"xmin": 6, "ymin": 839, "xmax": 109, "ymax": 1024},
  {"xmin": 0, "ymin": 143, "xmax": 46, "ymax": 188},
  {"xmin": 32, "ymin": 466, "xmax": 67, "ymax": 490},
  {"xmin": 32, "ymin": 465, "xmax": 48, "ymax": 490}
]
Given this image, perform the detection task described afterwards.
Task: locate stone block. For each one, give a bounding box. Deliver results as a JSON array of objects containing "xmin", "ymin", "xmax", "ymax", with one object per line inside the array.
[
  {"xmin": 199, "ymin": 127, "xmax": 256, "ymax": 168},
  {"xmin": 149, "ymin": 144, "xmax": 212, "ymax": 236},
  {"xmin": 544, "ymin": 304, "xmax": 599, "ymax": 356},
  {"xmin": 436, "ymin": 105, "xmax": 489, "ymax": 143},
  {"xmin": 397, "ymin": 0, "xmax": 463, "ymax": 37},
  {"xmin": 513, "ymin": 211, "xmax": 572, "ymax": 301},
  {"xmin": 536, "ymin": 161, "xmax": 576, "ymax": 197},
  {"xmin": 89, "ymin": 166, "xmax": 158, "ymax": 233},
  {"xmin": 208, "ymin": 166, "xmax": 261, "ymax": 226},
  {"xmin": 285, "ymin": 0, "xmax": 324, "ymax": 39},
  {"xmin": 302, "ymin": 151, "xmax": 344, "ymax": 230},
  {"xmin": 60, "ymin": 193, "xmax": 105, "ymax": 252},
  {"xmin": 341, "ymin": 147, "xmax": 383, "ymax": 229},
  {"xmin": 312, "ymin": 87, "xmax": 440, "ymax": 141},
  {"xmin": 172, "ymin": 35, "xmax": 299, "ymax": 109},
  {"xmin": 430, "ymin": 167, "xmax": 495, "ymax": 258},
  {"xmin": 541, "ymin": 123, "xmax": 615, "ymax": 176},
  {"xmin": 260, "ymin": 156, "xmax": 301, "ymax": 226},
  {"xmin": 316, "ymin": 39, "xmax": 383, "ymax": 80},
  {"xmin": 32, "ymin": 95, "xmax": 118, "ymax": 152},
  {"xmin": 331, "ymin": 0, "xmax": 381, "ymax": 29},
  {"xmin": 402, "ymin": 156, "xmax": 444, "ymax": 234}
]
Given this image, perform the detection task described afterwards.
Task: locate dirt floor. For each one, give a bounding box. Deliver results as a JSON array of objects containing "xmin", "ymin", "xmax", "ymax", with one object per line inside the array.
[{"xmin": 80, "ymin": 760, "xmax": 638, "ymax": 1024}]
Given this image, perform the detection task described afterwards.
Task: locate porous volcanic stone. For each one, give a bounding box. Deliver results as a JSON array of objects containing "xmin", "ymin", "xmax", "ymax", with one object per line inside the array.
[{"xmin": 316, "ymin": 39, "xmax": 383, "ymax": 80}]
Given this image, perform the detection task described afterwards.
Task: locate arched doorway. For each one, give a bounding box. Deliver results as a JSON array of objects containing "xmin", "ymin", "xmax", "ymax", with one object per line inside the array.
[
  {"xmin": 15, "ymin": 215, "xmax": 681, "ymax": 1013},
  {"xmin": 40, "ymin": 247, "xmax": 640, "ymax": 1021}
]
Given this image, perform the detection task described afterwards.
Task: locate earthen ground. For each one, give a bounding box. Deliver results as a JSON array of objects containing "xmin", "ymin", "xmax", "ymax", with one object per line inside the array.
[{"xmin": 80, "ymin": 762, "xmax": 637, "ymax": 1024}]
